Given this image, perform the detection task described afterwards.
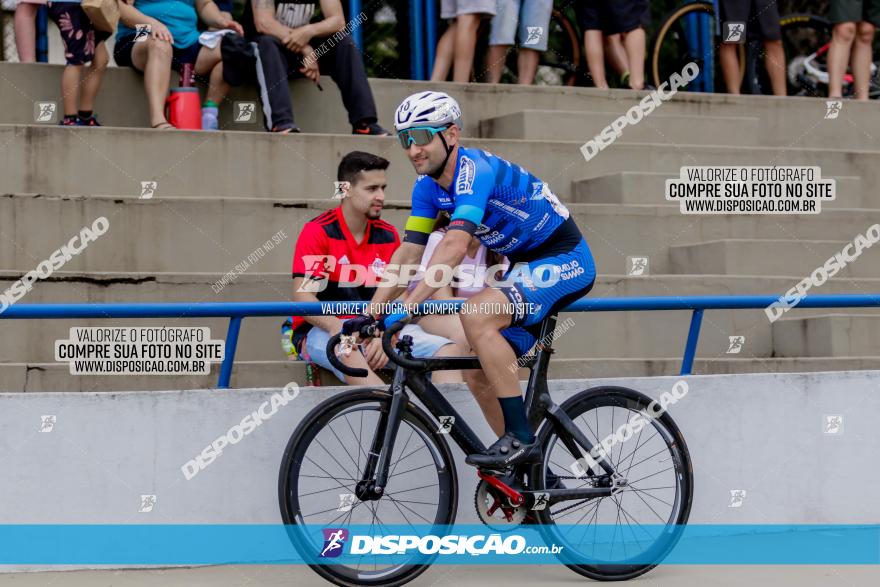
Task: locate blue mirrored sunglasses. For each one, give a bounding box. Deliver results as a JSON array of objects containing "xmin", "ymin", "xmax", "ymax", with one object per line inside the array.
[{"xmin": 397, "ymin": 125, "xmax": 450, "ymax": 149}]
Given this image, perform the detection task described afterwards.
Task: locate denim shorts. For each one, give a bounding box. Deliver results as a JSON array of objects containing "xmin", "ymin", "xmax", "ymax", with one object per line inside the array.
[
  {"xmin": 303, "ymin": 323, "xmax": 455, "ymax": 382},
  {"xmin": 489, "ymin": 0, "xmax": 553, "ymax": 51},
  {"xmin": 440, "ymin": 0, "xmax": 497, "ymax": 19}
]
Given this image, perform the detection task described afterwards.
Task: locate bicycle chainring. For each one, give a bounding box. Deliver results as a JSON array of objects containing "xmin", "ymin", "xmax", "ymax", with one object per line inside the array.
[{"xmin": 474, "ymin": 479, "xmax": 527, "ymax": 530}]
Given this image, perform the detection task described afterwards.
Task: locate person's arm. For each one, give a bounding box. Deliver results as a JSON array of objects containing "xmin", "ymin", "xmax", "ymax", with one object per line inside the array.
[
  {"xmin": 118, "ymin": 2, "xmax": 174, "ymax": 43},
  {"xmin": 252, "ymin": 0, "xmax": 292, "ymax": 41},
  {"xmin": 367, "ymin": 242, "xmax": 426, "ymax": 314},
  {"xmin": 290, "ymin": 225, "xmax": 344, "ymax": 333},
  {"xmin": 399, "ymin": 231, "xmax": 469, "ymax": 308},
  {"xmin": 196, "ymin": 0, "xmax": 244, "ymax": 34}
]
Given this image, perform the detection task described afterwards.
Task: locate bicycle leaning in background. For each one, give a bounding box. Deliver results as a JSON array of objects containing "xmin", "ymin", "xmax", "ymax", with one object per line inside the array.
[{"xmin": 278, "ymin": 307, "xmax": 693, "ymax": 586}]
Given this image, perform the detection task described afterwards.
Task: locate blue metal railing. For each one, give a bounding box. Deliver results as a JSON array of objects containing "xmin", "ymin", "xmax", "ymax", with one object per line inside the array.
[{"xmin": 4, "ymin": 294, "xmax": 880, "ymax": 387}]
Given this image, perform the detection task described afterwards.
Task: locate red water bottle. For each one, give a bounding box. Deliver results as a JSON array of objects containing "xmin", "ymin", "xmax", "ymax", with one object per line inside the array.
[{"xmin": 165, "ymin": 63, "xmax": 202, "ymax": 129}]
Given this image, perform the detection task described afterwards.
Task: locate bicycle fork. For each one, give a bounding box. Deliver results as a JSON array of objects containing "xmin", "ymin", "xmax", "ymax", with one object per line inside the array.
[{"xmin": 355, "ymin": 369, "xmax": 408, "ymax": 501}]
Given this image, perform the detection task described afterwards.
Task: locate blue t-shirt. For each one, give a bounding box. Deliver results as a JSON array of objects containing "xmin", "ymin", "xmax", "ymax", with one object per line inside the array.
[
  {"xmin": 117, "ymin": 0, "xmax": 200, "ymax": 49},
  {"xmin": 405, "ymin": 147, "xmax": 571, "ymax": 257}
]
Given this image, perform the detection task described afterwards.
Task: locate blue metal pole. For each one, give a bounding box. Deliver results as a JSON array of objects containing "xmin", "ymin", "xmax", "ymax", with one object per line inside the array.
[
  {"xmin": 36, "ymin": 6, "xmax": 48, "ymax": 63},
  {"xmin": 410, "ymin": 0, "xmax": 425, "ymax": 80},
  {"xmin": 349, "ymin": 0, "xmax": 363, "ymax": 51},
  {"xmin": 425, "ymin": 0, "xmax": 437, "ymax": 75},
  {"xmin": 680, "ymin": 309, "xmax": 704, "ymax": 375},
  {"xmin": 218, "ymin": 316, "xmax": 242, "ymax": 388}
]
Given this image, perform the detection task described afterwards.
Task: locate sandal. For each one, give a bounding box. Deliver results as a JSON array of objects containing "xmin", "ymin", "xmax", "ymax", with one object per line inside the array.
[{"xmin": 151, "ymin": 121, "xmax": 175, "ymax": 130}]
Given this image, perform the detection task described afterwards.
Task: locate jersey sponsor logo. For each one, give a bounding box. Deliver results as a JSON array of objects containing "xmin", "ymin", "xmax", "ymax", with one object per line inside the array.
[
  {"xmin": 533, "ymin": 213, "xmax": 550, "ymax": 232},
  {"xmin": 437, "ymin": 196, "xmax": 452, "ymax": 204},
  {"xmin": 338, "ymin": 254, "xmax": 350, "ymax": 266},
  {"xmin": 456, "ymin": 156, "xmax": 476, "ymax": 195},
  {"xmin": 530, "ymin": 182, "xmax": 546, "ymax": 200},
  {"xmin": 370, "ymin": 256, "xmax": 387, "ymax": 276}
]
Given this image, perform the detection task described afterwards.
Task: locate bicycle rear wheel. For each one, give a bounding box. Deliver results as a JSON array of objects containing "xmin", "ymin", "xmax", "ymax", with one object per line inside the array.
[
  {"xmin": 532, "ymin": 386, "xmax": 693, "ymax": 581},
  {"xmin": 651, "ymin": 1, "xmax": 744, "ymax": 92},
  {"xmin": 278, "ymin": 388, "xmax": 458, "ymax": 587}
]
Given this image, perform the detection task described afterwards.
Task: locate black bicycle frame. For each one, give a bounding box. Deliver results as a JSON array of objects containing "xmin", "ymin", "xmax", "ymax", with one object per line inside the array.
[{"xmin": 355, "ymin": 314, "xmax": 618, "ymax": 502}]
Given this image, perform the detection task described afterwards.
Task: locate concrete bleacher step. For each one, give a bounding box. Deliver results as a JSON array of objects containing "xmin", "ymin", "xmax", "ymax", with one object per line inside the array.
[
  {"xmin": 669, "ymin": 239, "xmax": 880, "ymax": 278},
  {"xmin": 773, "ymin": 314, "xmax": 880, "ymax": 357},
  {"xmin": 5, "ymin": 355, "xmax": 880, "ymax": 392},
  {"xmin": 4, "ymin": 63, "xmax": 880, "ymax": 149},
  {"xmin": 572, "ymin": 172, "xmax": 864, "ymax": 208},
  {"xmin": 3, "ymin": 125, "xmax": 876, "ymax": 204},
  {"xmin": 4, "ymin": 271, "xmax": 880, "ymax": 367},
  {"xmin": 4, "ymin": 194, "xmax": 880, "ymax": 277},
  {"xmin": 479, "ymin": 110, "xmax": 761, "ymax": 146}
]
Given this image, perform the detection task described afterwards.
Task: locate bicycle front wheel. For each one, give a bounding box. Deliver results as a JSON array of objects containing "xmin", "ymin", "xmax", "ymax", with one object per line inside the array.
[
  {"xmin": 533, "ymin": 385, "xmax": 693, "ymax": 581},
  {"xmin": 278, "ymin": 388, "xmax": 458, "ymax": 587}
]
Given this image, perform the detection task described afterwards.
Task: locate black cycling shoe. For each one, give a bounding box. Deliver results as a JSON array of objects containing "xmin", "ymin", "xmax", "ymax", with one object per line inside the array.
[{"xmin": 466, "ymin": 432, "xmax": 542, "ymax": 470}]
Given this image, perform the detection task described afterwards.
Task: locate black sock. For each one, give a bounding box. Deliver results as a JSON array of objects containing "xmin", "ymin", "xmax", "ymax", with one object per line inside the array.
[
  {"xmin": 77, "ymin": 110, "xmax": 93, "ymax": 120},
  {"xmin": 497, "ymin": 396, "xmax": 534, "ymax": 443}
]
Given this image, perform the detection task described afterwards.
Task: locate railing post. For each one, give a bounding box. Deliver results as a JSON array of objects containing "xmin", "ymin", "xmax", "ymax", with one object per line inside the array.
[
  {"xmin": 217, "ymin": 316, "xmax": 242, "ymax": 388},
  {"xmin": 410, "ymin": 0, "xmax": 425, "ymax": 80},
  {"xmin": 349, "ymin": 0, "xmax": 362, "ymax": 50},
  {"xmin": 425, "ymin": 0, "xmax": 437, "ymax": 75},
  {"xmin": 680, "ymin": 309, "xmax": 703, "ymax": 375}
]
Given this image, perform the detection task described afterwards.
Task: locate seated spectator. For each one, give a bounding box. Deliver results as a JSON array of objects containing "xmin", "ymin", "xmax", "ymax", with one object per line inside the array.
[
  {"xmin": 115, "ymin": 0, "xmax": 244, "ymax": 129},
  {"xmin": 431, "ymin": 0, "xmax": 496, "ymax": 82},
  {"xmin": 290, "ymin": 151, "xmax": 464, "ymax": 385},
  {"xmin": 13, "ymin": 0, "xmax": 43, "ymax": 63},
  {"xmin": 485, "ymin": 0, "xmax": 553, "ymax": 85},
  {"xmin": 48, "ymin": 0, "xmax": 110, "ymax": 126},
  {"xmin": 828, "ymin": 0, "xmax": 879, "ymax": 100},
  {"xmin": 244, "ymin": 0, "xmax": 389, "ymax": 135},
  {"xmin": 578, "ymin": 0, "xmax": 649, "ymax": 89},
  {"xmin": 718, "ymin": 0, "xmax": 786, "ymax": 95}
]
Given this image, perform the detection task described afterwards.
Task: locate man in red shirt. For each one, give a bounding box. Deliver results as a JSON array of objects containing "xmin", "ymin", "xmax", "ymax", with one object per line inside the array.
[{"xmin": 291, "ymin": 151, "xmax": 464, "ymax": 385}]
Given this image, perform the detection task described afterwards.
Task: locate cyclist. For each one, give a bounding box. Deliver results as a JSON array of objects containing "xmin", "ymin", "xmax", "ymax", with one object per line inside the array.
[{"xmin": 359, "ymin": 91, "xmax": 596, "ymax": 470}]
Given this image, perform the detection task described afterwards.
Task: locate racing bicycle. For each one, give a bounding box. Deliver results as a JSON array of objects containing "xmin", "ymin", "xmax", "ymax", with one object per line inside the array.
[{"xmin": 278, "ymin": 307, "xmax": 693, "ymax": 586}]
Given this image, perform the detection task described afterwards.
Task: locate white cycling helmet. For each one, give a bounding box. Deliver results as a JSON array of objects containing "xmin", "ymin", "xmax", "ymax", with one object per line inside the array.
[{"xmin": 394, "ymin": 91, "xmax": 462, "ymax": 132}]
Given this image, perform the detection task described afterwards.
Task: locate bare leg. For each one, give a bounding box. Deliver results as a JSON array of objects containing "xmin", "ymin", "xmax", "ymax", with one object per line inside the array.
[
  {"xmin": 13, "ymin": 2, "xmax": 37, "ymax": 63},
  {"xmin": 462, "ymin": 368, "xmax": 505, "ymax": 436},
  {"xmin": 415, "ymin": 312, "xmax": 471, "ymax": 351},
  {"xmin": 60, "ymin": 65, "xmax": 82, "ymax": 116},
  {"xmin": 131, "ymin": 38, "xmax": 173, "ymax": 127},
  {"xmin": 851, "ymin": 21, "xmax": 875, "ymax": 100},
  {"xmin": 79, "ymin": 43, "xmax": 110, "ymax": 112},
  {"xmin": 604, "ymin": 33, "xmax": 628, "ymax": 78},
  {"xmin": 431, "ymin": 23, "xmax": 456, "ymax": 81},
  {"xmin": 485, "ymin": 44, "xmax": 509, "ymax": 84},
  {"xmin": 584, "ymin": 30, "xmax": 608, "ymax": 88},
  {"xmin": 828, "ymin": 22, "xmax": 855, "ymax": 98},
  {"xmin": 763, "ymin": 39, "xmax": 786, "ymax": 96},
  {"xmin": 516, "ymin": 48, "xmax": 539, "ymax": 85},
  {"xmin": 339, "ymin": 349, "xmax": 385, "ymax": 386},
  {"xmin": 621, "ymin": 28, "xmax": 646, "ymax": 89},
  {"xmin": 431, "ymin": 343, "xmax": 465, "ymax": 384},
  {"xmin": 719, "ymin": 43, "xmax": 741, "ymax": 94},
  {"xmin": 195, "ymin": 45, "xmax": 229, "ymax": 104},
  {"xmin": 452, "ymin": 13, "xmax": 482, "ymax": 82}
]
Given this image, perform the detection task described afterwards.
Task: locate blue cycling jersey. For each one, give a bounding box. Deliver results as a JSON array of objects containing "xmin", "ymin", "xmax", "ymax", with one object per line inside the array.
[{"xmin": 404, "ymin": 147, "xmax": 572, "ymax": 257}]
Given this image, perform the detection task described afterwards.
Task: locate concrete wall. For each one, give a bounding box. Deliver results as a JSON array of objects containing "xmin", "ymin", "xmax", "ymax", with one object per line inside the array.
[{"xmin": 2, "ymin": 370, "xmax": 876, "ymax": 547}]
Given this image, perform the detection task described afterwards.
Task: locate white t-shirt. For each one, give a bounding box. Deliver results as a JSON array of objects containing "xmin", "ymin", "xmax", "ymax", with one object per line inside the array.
[{"xmin": 407, "ymin": 230, "xmax": 508, "ymax": 298}]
